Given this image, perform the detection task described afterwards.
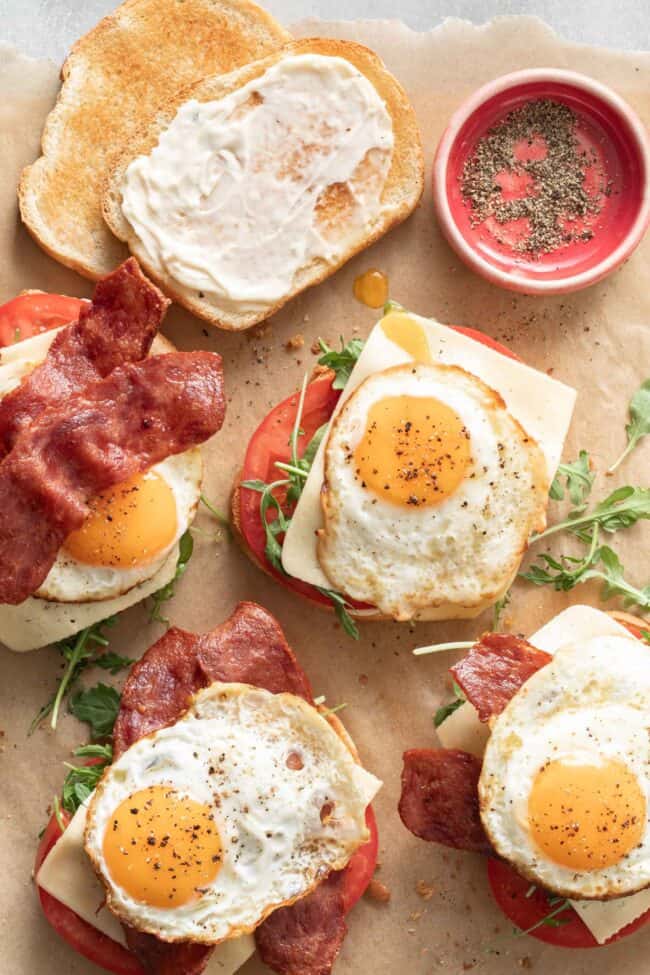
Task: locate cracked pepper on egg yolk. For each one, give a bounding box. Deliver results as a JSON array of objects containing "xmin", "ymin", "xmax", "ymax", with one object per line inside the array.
[
  {"xmin": 528, "ymin": 759, "xmax": 646, "ymax": 871},
  {"xmin": 103, "ymin": 785, "xmax": 222, "ymax": 907},
  {"xmin": 354, "ymin": 395, "xmax": 471, "ymax": 507},
  {"xmin": 65, "ymin": 471, "xmax": 177, "ymax": 568}
]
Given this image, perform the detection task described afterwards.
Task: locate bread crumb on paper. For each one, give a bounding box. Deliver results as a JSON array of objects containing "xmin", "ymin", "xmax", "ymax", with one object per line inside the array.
[{"xmin": 366, "ymin": 879, "xmax": 391, "ymax": 903}]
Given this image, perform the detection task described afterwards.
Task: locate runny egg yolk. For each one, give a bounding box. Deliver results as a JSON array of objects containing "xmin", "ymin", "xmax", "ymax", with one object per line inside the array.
[
  {"xmin": 103, "ymin": 786, "xmax": 223, "ymax": 908},
  {"xmin": 64, "ymin": 471, "xmax": 177, "ymax": 568},
  {"xmin": 354, "ymin": 394, "xmax": 471, "ymax": 507},
  {"xmin": 381, "ymin": 312, "xmax": 432, "ymax": 364},
  {"xmin": 528, "ymin": 759, "xmax": 646, "ymax": 871}
]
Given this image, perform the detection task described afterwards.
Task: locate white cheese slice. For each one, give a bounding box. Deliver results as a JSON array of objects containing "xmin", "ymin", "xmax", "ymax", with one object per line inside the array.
[
  {"xmin": 36, "ymin": 801, "xmax": 256, "ymax": 973},
  {"xmin": 433, "ymin": 604, "xmax": 649, "ymax": 943},
  {"xmin": 0, "ymin": 542, "xmax": 179, "ymax": 652},
  {"xmin": 281, "ymin": 312, "xmax": 576, "ymax": 591}
]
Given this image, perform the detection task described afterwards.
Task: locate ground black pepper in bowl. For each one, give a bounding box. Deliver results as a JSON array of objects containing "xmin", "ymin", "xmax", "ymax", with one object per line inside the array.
[{"xmin": 460, "ymin": 99, "xmax": 611, "ymax": 256}]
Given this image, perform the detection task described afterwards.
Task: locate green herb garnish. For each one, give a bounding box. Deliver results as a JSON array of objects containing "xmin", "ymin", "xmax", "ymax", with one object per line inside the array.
[
  {"xmin": 317, "ymin": 337, "xmax": 364, "ymax": 390},
  {"xmin": 549, "ymin": 450, "xmax": 594, "ymax": 510},
  {"xmin": 69, "ymin": 683, "xmax": 121, "ymax": 739},
  {"xmin": 492, "ymin": 591, "xmax": 511, "ymax": 631},
  {"xmin": 30, "ymin": 617, "xmax": 117, "ymax": 734},
  {"xmin": 608, "ymin": 379, "xmax": 650, "ymax": 474},
  {"xmin": 532, "ymin": 485, "xmax": 650, "ymax": 545},
  {"xmin": 242, "ymin": 373, "xmax": 360, "ymax": 640},
  {"xmin": 148, "ymin": 529, "xmax": 194, "ymax": 625},
  {"xmin": 94, "ymin": 651, "xmax": 133, "ymax": 675},
  {"xmin": 434, "ymin": 681, "xmax": 466, "ymax": 728},
  {"xmin": 61, "ymin": 743, "xmax": 113, "ymax": 815}
]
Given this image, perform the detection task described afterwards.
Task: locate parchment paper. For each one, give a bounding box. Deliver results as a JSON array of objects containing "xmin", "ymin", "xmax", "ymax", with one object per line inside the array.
[{"xmin": 1, "ymin": 15, "xmax": 649, "ymax": 975}]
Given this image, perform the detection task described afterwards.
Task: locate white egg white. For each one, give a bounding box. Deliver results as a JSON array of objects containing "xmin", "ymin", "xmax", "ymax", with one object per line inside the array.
[
  {"xmin": 85, "ymin": 682, "xmax": 379, "ymax": 943},
  {"xmin": 480, "ymin": 635, "xmax": 650, "ymax": 899},
  {"xmin": 318, "ymin": 362, "xmax": 549, "ymax": 620},
  {"xmin": 35, "ymin": 451, "xmax": 202, "ymax": 602}
]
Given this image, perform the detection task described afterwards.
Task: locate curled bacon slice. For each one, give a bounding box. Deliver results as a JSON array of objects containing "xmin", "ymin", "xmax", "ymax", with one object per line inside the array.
[
  {"xmin": 450, "ymin": 632, "xmax": 552, "ymax": 723},
  {"xmin": 113, "ymin": 601, "xmax": 313, "ymax": 758},
  {"xmin": 0, "ymin": 351, "xmax": 224, "ymax": 604},
  {"xmin": 0, "ymin": 258, "xmax": 167, "ymax": 457},
  {"xmin": 256, "ymin": 872, "xmax": 347, "ymax": 975},
  {"xmin": 399, "ymin": 748, "xmax": 491, "ymax": 853}
]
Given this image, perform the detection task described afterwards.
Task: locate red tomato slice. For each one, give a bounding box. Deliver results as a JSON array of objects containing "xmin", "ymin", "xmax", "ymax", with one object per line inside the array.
[
  {"xmin": 342, "ymin": 807, "xmax": 379, "ymax": 912},
  {"xmin": 237, "ymin": 325, "xmax": 519, "ymax": 605},
  {"xmin": 0, "ymin": 292, "xmax": 85, "ymax": 347},
  {"xmin": 239, "ymin": 374, "xmax": 345, "ymax": 608},
  {"xmin": 487, "ymin": 857, "xmax": 650, "ymax": 948},
  {"xmin": 35, "ymin": 812, "xmax": 145, "ymax": 975}
]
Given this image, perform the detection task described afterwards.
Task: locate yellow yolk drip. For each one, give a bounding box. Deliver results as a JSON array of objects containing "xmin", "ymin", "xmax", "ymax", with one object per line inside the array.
[
  {"xmin": 65, "ymin": 471, "xmax": 177, "ymax": 568},
  {"xmin": 381, "ymin": 312, "xmax": 432, "ymax": 364},
  {"xmin": 353, "ymin": 269, "xmax": 389, "ymax": 308},
  {"xmin": 354, "ymin": 394, "xmax": 471, "ymax": 507},
  {"xmin": 103, "ymin": 786, "xmax": 222, "ymax": 908},
  {"xmin": 528, "ymin": 759, "xmax": 646, "ymax": 871}
]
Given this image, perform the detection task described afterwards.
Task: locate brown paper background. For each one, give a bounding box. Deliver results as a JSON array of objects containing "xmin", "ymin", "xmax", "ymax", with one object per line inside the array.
[{"xmin": 1, "ymin": 15, "xmax": 649, "ymax": 975}]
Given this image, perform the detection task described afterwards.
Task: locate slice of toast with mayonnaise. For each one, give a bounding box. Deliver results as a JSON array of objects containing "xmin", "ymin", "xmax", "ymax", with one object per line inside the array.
[{"xmin": 103, "ymin": 38, "xmax": 424, "ymax": 331}]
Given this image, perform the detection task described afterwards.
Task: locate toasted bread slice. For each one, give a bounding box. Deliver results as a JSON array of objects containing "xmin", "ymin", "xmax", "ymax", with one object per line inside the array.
[
  {"xmin": 19, "ymin": 0, "xmax": 290, "ymax": 281},
  {"xmin": 103, "ymin": 37, "xmax": 424, "ymax": 331}
]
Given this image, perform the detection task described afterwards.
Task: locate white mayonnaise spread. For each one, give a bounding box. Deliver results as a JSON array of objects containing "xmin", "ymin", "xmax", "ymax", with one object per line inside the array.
[{"xmin": 120, "ymin": 54, "xmax": 394, "ymax": 312}]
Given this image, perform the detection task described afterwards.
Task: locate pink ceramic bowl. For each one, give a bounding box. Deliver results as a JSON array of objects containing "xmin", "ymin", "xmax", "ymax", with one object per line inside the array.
[{"xmin": 433, "ymin": 68, "xmax": 650, "ymax": 294}]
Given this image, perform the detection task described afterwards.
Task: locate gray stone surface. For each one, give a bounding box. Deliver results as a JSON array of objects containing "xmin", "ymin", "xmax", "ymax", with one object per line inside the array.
[{"xmin": 0, "ymin": 0, "xmax": 648, "ymax": 62}]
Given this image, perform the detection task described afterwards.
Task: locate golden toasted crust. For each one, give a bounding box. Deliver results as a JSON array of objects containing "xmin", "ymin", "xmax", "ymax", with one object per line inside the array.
[
  {"xmin": 103, "ymin": 37, "xmax": 424, "ymax": 331},
  {"xmin": 19, "ymin": 0, "xmax": 290, "ymax": 280}
]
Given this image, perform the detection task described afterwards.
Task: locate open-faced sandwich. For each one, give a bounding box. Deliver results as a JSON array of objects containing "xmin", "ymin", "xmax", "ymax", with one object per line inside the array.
[
  {"xmin": 232, "ymin": 306, "xmax": 576, "ymax": 629},
  {"xmin": 400, "ymin": 604, "xmax": 650, "ymax": 948},
  {"xmin": 0, "ymin": 258, "xmax": 225, "ymax": 651},
  {"xmin": 35, "ymin": 602, "xmax": 381, "ymax": 975},
  {"xmin": 102, "ymin": 37, "xmax": 424, "ymax": 330}
]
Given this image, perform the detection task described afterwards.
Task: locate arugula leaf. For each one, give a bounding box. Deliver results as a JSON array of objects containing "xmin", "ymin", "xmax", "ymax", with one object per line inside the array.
[
  {"xmin": 608, "ymin": 379, "xmax": 650, "ymax": 473},
  {"xmin": 514, "ymin": 891, "xmax": 572, "ymax": 937},
  {"xmin": 200, "ymin": 493, "xmax": 230, "ymax": 528},
  {"xmin": 492, "ymin": 591, "xmax": 511, "ymax": 631},
  {"xmin": 317, "ymin": 337, "xmax": 364, "ymax": 390},
  {"xmin": 243, "ymin": 371, "xmax": 360, "ymax": 642},
  {"xmin": 61, "ymin": 743, "xmax": 112, "ymax": 815},
  {"xmin": 148, "ymin": 529, "xmax": 194, "ymax": 625},
  {"xmin": 533, "ymin": 486, "xmax": 650, "ymax": 544},
  {"xmin": 523, "ymin": 530, "xmax": 650, "ymax": 611},
  {"xmin": 549, "ymin": 450, "xmax": 594, "ymax": 510},
  {"xmin": 30, "ymin": 617, "xmax": 117, "ymax": 734},
  {"xmin": 95, "ymin": 651, "xmax": 132, "ymax": 675},
  {"xmin": 316, "ymin": 587, "xmax": 360, "ymax": 640},
  {"xmin": 582, "ymin": 546, "xmax": 650, "ymax": 610},
  {"xmin": 69, "ymin": 683, "xmax": 121, "ymax": 739},
  {"xmin": 241, "ymin": 478, "xmax": 291, "ymax": 573},
  {"xmin": 434, "ymin": 681, "xmax": 466, "ymax": 728}
]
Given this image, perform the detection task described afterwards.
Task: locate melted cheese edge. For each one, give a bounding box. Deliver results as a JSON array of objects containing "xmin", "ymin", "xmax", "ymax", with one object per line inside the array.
[
  {"xmin": 281, "ymin": 313, "xmax": 576, "ymax": 603},
  {"xmin": 435, "ymin": 604, "xmax": 650, "ymax": 944}
]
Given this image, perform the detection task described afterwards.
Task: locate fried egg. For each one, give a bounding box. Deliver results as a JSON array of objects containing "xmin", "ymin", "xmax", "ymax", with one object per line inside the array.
[
  {"xmin": 85, "ymin": 682, "xmax": 379, "ymax": 943},
  {"xmin": 0, "ymin": 328, "xmax": 202, "ymax": 604},
  {"xmin": 479, "ymin": 635, "xmax": 650, "ymax": 900},
  {"xmin": 36, "ymin": 450, "xmax": 202, "ymax": 602},
  {"xmin": 317, "ymin": 362, "xmax": 548, "ymax": 620}
]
